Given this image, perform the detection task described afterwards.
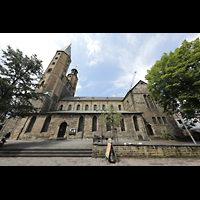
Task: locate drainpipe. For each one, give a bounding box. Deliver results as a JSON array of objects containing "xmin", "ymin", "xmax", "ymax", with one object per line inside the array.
[{"xmin": 16, "ymin": 116, "xmax": 29, "ymax": 140}]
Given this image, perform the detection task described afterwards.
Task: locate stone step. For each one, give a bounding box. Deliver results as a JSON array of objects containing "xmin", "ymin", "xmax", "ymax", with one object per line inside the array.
[{"xmin": 0, "ymin": 149, "xmax": 92, "ymax": 157}]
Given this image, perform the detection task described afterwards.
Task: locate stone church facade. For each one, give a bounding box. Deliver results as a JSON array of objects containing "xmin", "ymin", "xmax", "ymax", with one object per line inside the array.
[{"xmin": 0, "ymin": 44, "xmax": 181, "ymax": 140}]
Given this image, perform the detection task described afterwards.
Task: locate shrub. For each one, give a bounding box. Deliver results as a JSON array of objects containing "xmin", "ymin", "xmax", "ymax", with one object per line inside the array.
[{"xmin": 162, "ymin": 132, "xmax": 172, "ymax": 139}]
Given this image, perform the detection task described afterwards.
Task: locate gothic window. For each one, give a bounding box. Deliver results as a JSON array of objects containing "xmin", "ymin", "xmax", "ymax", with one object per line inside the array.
[
  {"xmin": 121, "ymin": 118, "xmax": 125, "ymax": 131},
  {"xmin": 118, "ymin": 105, "xmax": 121, "ymax": 110},
  {"xmin": 94, "ymin": 105, "xmax": 97, "ymax": 110},
  {"xmin": 78, "ymin": 116, "xmax": 84, "ymax": 132},
  {"xmin": 25, "ymin": 116, "xmax": 36, "ymax": 133},
  {"xmin": 77, "ymin": 105, "xmax": 80, "ymax": 110},
  {"xmin": 47, "ymin": 68, "xmax": 52, "ymax": 73},
  {"xmin": 92, "ymin": 116, "xmax": 97, "ymax": 132},
  {"xmin": 41, "ymin": 116, "xmax": 51, "ymax": 133},
  {"xmin": 162, "ymin": 117, "xmax": 167, "ymax": 124},
  {"xmin": 102, "ymin": 105, "xmax": 105, "ymax": 110},
  {"xmin": 68, "ymin": 105, "xmax": 71, "ymax": 111},
  {"xmin": 85, "ymin": 105, "xmax": 89, "ymax": 110},
  {"xmin": 59, "ymin": 105, "xmax": 63, "ymax": 111},
  {"xmin": 106, "ymin": 117, "xmax": 111, "ymax": 131},
  {"xmin": 157, "ymin": 117, "xmax": 162, "ymax": 124},
  {"xmin": 147, "ymin": 95, "xmax": 154, "ymax": 108},
  {"xmin": 143, "ymin": 95, "xmax": 150, "ymax": 108},
  {"xmin": 152, "ymin": 117, "xmax": 157, "ymax": 124},
  {"xmin": 133, "ymin": 116, "xmax": 139, "ymax": 131}
]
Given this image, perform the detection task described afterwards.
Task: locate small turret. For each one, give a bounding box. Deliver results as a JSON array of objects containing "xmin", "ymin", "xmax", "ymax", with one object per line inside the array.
[
  {"xmin": 66, "ymin": 65, "xmax": 78, "ymax": 96},
  {"xmin": 71, "ymin": 65, "xmax": 78, "ymax": 76}
]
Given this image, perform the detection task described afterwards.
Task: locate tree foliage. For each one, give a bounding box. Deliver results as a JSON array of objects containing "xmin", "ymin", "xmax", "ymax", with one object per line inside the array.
[
  {"xmin": 0, "ymin": 45, "xmax": 44, "ymax": 122},
  {"xmin": 100, "ymin": 104, "xmax": 124, "ymax": 130},
  {"xmin": 145, "ymin": 37, "xmax": 200, "ymax": 124}
]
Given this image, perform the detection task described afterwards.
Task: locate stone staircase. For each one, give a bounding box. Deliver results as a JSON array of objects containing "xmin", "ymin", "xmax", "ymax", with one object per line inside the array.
[{"xmin": 0, "ymin": 148, "xmax": 92, "ymax": 157}]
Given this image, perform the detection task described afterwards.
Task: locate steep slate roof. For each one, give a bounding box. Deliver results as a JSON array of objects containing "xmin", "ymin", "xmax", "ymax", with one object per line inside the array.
[
  {"xmin": 61, "ymin": 44, "xmax": 71, "ymax": 59},
  {"xmin": 60, "ymin": 80, "xmax": 146, "ymax": 102},
  {"xmin": 60, "ymin": 96, "xmax": 124, "ymax": 101}
]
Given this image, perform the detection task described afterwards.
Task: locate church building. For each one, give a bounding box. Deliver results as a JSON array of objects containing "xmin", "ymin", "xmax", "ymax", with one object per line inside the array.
[{"xmin": 0, "ymin": 44, "xmax": 182, "ymax": 140}]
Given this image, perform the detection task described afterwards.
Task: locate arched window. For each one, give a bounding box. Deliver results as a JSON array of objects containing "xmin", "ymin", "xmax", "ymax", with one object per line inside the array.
[
  {"xmin": 59, "ymin": 105, "xmax": 63, "ymax": 111},
  {"xmin": 157, "ymin": 117, "xmax": 162, "ymax": 124},
  {"xmin": 78, "ymin": 116, "xmax": 84, "ymax": 132},
  {"xmin": 77, "ymin": 104, "xmax": 80, "ymax": 110},
  {"xmin": 102, "ymin": 105, "xmax": 105, "ymax": 110},
  {"xmin": 92, "ymin": 116, "xmax": 97, "ymax": 132},
  {"xmin": 143, "ymin": 95, "xmax": 150, "ymax": 108},
  {"xmin": 68, "ymin": 105, "xmax": 71, "ymax": 111},
  {"xmin": 121, "ymin": 118, "xmax": 125, "ymax": 131},
  {"xmin": 85, "ymin": 105, "xmax": 89, "ymax": 110},
  {"xmin": 118, "ymin": 105, "xmax": 121, "ymax": 110},
  {"xmin": 106, "ymin": 117, "xmax": 111, "ymax": 131},
  {"xmin": 147, "ymin": 124, "xmax": 154, "ymax": 135},
  {"xmin": 133, "ymin": 116, "xmax": 139, "ymax": 131},
  {"xmin": 47, "ymin": 68, "xmax": 52, "ymax": 73},
  {"xmin": 162, "ymin": 117, "xmax": 167, "ymax": 124},
  {"xmin": 94, "ymin": 105, "xmax": 97, "ymax": 110},
  {"xmin": 152, "ymin": 117, "xmax": 157, "ymax": 124},
  {"xmin": 41, "ymin": 116, "xmax": 51, "ymax": 133},
  {"xmin": 25, "ymin": 116, "xmax": 36, "ymax": 133},
  {"xmin": 147, "ymin": 95, "xmax": 154, "ymax": 108}
]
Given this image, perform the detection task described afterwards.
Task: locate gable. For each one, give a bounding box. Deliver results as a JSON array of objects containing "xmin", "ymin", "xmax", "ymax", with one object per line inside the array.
[{"xmin": 123, "ymin": 80, "xmax": 147, "ymax": 101}]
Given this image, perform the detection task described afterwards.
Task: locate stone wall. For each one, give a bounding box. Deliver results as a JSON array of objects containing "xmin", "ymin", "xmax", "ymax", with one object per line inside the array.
[{"xmin": 92, "ymin": 143, "xmax": 200, "ymax": 158}]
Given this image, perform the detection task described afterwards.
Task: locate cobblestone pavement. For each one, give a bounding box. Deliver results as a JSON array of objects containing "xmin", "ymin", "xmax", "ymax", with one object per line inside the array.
[{"xmin": 1, "ymin": 157, "xmax": 200, "ymax": 166}]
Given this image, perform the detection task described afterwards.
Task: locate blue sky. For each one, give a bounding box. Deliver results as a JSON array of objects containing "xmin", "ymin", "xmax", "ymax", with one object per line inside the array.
[{"xmin": 0, "ymin": 33, "xmax": 200, "ymax": 97}]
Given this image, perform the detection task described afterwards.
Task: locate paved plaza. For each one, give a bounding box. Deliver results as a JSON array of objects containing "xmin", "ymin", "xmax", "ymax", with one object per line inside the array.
[
  {"xmin": 2, "ymin": 139, "xmax": 200, "ymax": 150},
  {"xmin": 1, "ymin": 139, "xmax": 93, "ymax": 149},
  {"xmin": 0, "ymin": 157, "xmax": 200, "ymax": 166},
  {"xmin": 1, "ymin": 139, "xmax": 200, "ymax": 166}
]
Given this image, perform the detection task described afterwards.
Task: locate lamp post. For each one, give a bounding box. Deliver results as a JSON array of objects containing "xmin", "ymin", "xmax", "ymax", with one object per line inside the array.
[{"xmin": 176, "ymin": 113, "xmax": 197, "ymax": 145}]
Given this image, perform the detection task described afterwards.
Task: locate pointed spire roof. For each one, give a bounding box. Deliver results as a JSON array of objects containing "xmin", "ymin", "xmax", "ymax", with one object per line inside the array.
[{"xmin": 61, "ymin": 43, "xmax": 71, "ymax": 58}]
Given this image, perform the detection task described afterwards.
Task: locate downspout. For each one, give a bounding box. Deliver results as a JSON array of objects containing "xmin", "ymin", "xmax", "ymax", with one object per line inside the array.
[{"xmin": 16, "ymin": 116, "xmax": 29, "ymax": 140}]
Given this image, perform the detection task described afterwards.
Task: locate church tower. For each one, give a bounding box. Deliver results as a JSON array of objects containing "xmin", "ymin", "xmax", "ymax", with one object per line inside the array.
[{"xmin": 34, "ymin": 44, "xmax": 78, "ymax": 112}]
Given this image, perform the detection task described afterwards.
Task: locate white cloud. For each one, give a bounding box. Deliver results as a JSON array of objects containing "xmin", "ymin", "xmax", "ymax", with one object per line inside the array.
[
  {"xmin": 0, "ymin": 33, "xmax": 73, "ymax": 72},
  {"xmin": 84, "ymin": 33, "xmax": 103, "ymax": 67},
  {"xmin": 76, "ymin": 82, "xmax": 82, "ymax": 90},
  {"xmin": 185, "ymin": 33, "xmax": 200, "ymax": 42},
  {"xmin": 104, "ymin": 33, "xmax": 169, "ymax": 94},
  {"xmin": 85, "ymin": 34, "xmax": 101, "ymax": 56}
]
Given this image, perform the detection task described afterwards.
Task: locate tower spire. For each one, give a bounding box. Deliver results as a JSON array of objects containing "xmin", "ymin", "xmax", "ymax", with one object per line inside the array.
[{"xmin": 61, "ymin": 43, "xmax": 71, "ymax": 58}]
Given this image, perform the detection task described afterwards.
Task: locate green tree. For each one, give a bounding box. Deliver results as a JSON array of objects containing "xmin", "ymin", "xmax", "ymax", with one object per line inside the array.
[
  {"xmin": 0, "ymin": 45, "xmax": 44, "ymax": 122},
  {"xmin": 100, "ymin": 104, "xmax": 124, "ymax": 140},
  {"xmin": 145, "ymin": 37, "xmax": 200, "ymax": 125}
]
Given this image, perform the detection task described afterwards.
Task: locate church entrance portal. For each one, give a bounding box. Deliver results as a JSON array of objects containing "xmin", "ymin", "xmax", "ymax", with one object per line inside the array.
[
  {"xmin": 57, "ymin": 122, "xmax": 67, "ymax": 138},
  {"xmin": 147, "ymin": 124, "xmax": 154, "ymax": 135}
]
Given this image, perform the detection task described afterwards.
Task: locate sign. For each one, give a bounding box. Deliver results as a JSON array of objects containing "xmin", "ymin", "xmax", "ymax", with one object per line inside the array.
[{"xmin": 105, "ymin": 142, "xmax": 111, "ymax": 159}]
